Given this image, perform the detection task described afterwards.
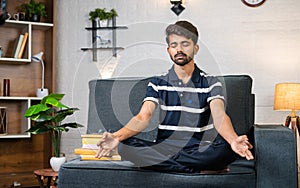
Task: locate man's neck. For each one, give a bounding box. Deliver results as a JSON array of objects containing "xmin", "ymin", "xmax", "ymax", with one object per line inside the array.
[{"xmin": 174, "ymin": 61, "xmax": 195, "ymax": 84}]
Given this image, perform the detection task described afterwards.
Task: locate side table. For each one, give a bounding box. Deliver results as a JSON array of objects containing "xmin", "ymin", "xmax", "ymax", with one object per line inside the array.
[{"xmin": 34, "ymin": 168, "xmax": 58, "ymax": 188}]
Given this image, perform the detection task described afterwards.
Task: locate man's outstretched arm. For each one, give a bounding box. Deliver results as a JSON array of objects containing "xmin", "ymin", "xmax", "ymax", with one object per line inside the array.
[
  {"xmin": 210, "ymin": 99, "xmax": 254, "ymax": 160},
  {"xmin": 95, "ymin": 101, "xmax": 156, "ymax": 158}
]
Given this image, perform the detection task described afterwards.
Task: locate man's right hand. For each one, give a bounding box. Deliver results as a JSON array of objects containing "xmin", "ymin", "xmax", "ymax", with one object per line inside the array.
[{"xmin": 95, "ymin": 132, "xmax": 120, "ymax": 158}]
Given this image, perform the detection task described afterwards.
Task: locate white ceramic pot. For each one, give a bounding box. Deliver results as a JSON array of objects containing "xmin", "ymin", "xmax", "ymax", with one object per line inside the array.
[
  {"xmin": 99, "ymin": 19, "xmax": 108, "ymax": 27},
  {"xmin": 50, "ymin": 156, "xmax": 66, "ymax": 172}
]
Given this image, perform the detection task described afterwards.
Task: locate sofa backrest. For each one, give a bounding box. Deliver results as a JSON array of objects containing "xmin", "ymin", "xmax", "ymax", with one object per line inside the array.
[
  {"xmin": 87, "ymin": 77, "xmax": 158, "ymax": 141},
  {"xmin": 87, "ymin": 75, "xmax": 254, "ymax": 141},
  {"xmin": 218, "ymin": 75, "xmax": 255, "ymax": 135}
]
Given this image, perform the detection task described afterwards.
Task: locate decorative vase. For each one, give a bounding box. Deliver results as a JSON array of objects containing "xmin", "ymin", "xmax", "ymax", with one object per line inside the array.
[{"xmin": 50, "ymin": 156, "xmax": 66, "ymax": 172}]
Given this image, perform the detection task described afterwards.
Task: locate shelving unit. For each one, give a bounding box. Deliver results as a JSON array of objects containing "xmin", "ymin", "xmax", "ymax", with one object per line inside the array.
[
  {"xmin": 81, "ymin": 16, "xmax": 127, "ymax": 61},
  {"xmin": 0, "ymin": 0, "xmax": 55, "ymax": 187},
  {"xmin": 0, "ymin": 20, "xmax": 53, "ymax": 64},
  {"xmin": 0, "ymin": 96, "xmax": 41, "ymax": 138}
]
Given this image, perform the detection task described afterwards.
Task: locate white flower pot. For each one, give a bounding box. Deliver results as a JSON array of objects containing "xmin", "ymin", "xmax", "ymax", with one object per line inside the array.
[
  {"xmin": 50, "ymin": 156, "xmax": 66, "ymax": 172},
  {"xmin": 99, "ymin": 19, "xmax": 109, "ymax": 27}
]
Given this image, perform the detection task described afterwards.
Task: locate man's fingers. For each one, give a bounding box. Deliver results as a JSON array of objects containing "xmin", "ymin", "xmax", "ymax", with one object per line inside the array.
[
  {"xmin": 95, "ymin": 148, "xmax": 109, "ymax": 158},
  {"xmin": 96, "ymin": 132, "xmax": 109, "ymax": 146},
  {"xmin": 102, "ymin": 132, "xmax": 109, "ymax": 138},
  {"xmin": 99, "ymin": 149, "xmax": 110, "ymax": 158},
  {"xmin": 95, "ymin": 146, "xmax": 102, "ymax": 158},
  {"xmin": 247, "ymin": 142, "xmax": 253, "ymax": 149},
  {"xmin": 245, "ymin": 149, "xmax": 254, "ymax": 160}
]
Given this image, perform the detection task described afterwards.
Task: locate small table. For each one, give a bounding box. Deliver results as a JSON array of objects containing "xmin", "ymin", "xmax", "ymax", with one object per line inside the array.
[{"xmin": 34, "ymin": 168, "xmax": 58, "ymax": 188}]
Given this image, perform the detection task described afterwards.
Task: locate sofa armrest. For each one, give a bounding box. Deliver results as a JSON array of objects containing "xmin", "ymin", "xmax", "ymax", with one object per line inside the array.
[{"xmin": 254, "ymin": 124, "xmax": 297, "ymax": 188}]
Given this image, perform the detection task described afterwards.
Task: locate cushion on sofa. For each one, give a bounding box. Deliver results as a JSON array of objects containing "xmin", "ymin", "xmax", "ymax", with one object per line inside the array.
[{"xmin": 58, "ymin": 158, "xmax": 255, "ymax": 188}]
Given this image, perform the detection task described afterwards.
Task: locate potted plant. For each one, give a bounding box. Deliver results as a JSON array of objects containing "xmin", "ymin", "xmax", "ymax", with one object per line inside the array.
[
  {"xmin": 89, "ymin": 8, "xmax": 118, "ymax": 27},
  {"xmin": 25, "ymin": 93, "xmax": 83, "ymax": 171},
  {"xmin": 106, "ymin": 8, "xmax": 118, "ymax": 20},
  {"xmin": 20, "ymin": 0, "xmax": 47, "ymax": 22}
]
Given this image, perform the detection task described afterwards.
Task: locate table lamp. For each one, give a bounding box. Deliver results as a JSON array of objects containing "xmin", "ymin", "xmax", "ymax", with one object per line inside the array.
[
  {"xmin": 32, "ymin": 52, "xmax": 49, "ymax": 98},
  {"xmin": 274, "ymin": 83, "xmax": 300, "ymax": 135}
]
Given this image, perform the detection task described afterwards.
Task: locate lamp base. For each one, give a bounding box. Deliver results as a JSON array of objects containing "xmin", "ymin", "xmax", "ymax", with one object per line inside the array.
[{"xmin": 36, "ymin": 88, "xmax": 49, "ymax": 98}]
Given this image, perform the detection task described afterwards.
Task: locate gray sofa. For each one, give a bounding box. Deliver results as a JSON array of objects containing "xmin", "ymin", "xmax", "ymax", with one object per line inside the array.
[{"xmin": 58, "ymin": 75, "xmax": 297, "ymax": 188}]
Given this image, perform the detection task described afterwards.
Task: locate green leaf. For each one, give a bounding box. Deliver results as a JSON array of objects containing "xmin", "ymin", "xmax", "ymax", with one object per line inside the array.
[
  {"xmin": 41, "ymin": 93, "xmax": 64, "ymax": 104},
  {"xmin": 26, "ymin": 124, "xmax": 51, "ymax": 134},
  {"xmin": 59, "ymin": 122, "xmax": 84, "ymax": 129},
  {"xmin": 49, "ymin": 125, "xmax": 67, "ymax": 132},
  {"xmin": 25, "ymin": 104, "xmax": 48, "ymax": 117},
  {"xmin": 46, "ymin": 97, "xmax": 68, "ymax": 108},
  {"xmin": 40, "ymin": 94, "xmax": 69, "ymax": 109},
  {"xmin": 31, "ymin": 113, "xmax": 53, "ymax": 122},
  {"xmin": 53, "ymin": 108, "xmax": 79, "ymax": 123}
]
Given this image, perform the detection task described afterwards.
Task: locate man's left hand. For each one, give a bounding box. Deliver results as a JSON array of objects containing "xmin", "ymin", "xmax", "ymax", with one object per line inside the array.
[{"xmin": 231, "ymin": 135, "xmax": 254, "ymax": 160}]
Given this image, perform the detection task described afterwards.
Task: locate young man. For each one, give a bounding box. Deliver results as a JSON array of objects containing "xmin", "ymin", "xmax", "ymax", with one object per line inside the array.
[{"xmin": 95, "ymin": 20, "xmax": 253, "ymax": 173}]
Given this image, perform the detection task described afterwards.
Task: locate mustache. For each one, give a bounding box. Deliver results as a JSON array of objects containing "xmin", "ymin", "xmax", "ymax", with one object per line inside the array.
[{"xmin": 174, "ymin": 52, "xmax": 187, "ymax": 58}]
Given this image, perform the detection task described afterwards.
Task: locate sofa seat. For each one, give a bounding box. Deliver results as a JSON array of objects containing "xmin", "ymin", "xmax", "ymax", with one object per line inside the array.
[{"xmin": 58, "ymin": 158, "xmax": 255, "ymax": 188}]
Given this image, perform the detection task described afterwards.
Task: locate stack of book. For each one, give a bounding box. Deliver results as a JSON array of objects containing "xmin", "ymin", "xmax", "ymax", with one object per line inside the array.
[
  {"xmin": 12, "ymin": 32, "xmax": 28, "ymax": 59},
  {"xmin": 74, "ymin": 134, "xmax": 121, "ymax": 161}
]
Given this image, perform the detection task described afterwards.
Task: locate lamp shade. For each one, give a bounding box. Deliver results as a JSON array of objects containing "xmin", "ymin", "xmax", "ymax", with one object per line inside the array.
[
  {"xmin": 31, "ymin": 52, "xmax": 48, "ymax": 97},
  {"xmin": 274, "ymin": 83, "xmax": 300, "ymax": 111},
  {"xmin": 170, "ymin": 0, "xmax": 182, "ymax": 4},
  {"xmin": 32, "ymin": 52, "xmax": 44, "ymax": 62}
]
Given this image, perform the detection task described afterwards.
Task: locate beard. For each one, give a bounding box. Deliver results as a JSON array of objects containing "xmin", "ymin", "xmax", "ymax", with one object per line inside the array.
[{"xmin": 171, "ymin": 52, "xmax": 193, "ymax": 66}]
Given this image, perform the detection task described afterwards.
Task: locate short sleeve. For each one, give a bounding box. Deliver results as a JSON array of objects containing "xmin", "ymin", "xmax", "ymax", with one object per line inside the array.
[
  {"xmin": 143, "ymin": 77, "xmax": 160, "ymax": 104},
  {"xmin": 206, "ymin": 76, "xmax": 225, "ymax": 103}
]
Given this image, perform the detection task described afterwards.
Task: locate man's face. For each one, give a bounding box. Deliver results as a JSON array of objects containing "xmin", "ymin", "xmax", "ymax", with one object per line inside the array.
[{"xmin": 167, "ymin": 34, "xmax": 199, "ymax": 66}]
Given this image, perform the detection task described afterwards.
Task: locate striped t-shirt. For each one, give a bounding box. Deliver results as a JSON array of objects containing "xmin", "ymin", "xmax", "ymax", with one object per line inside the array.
[{"xmin": 144, "ymin": 64, "xmax": 225, "ymax": 147}]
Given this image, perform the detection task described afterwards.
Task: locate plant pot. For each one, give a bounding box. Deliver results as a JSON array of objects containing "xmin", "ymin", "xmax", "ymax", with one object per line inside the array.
[
  {"xmin": 99, "ymin": 19, "xmax": 109, "ymax": 27},
  {"xmin": 30, "ymin": 14, "xmax": 40, "ymax": 22},
  {"xmin": 50, "ymin": 156, "xmax": 66, "ymax": 172}
]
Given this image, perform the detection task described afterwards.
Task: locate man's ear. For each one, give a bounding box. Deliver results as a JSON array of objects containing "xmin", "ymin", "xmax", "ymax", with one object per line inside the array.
[{"xmin": 194, "ymin": 44, "xmax": 199, "ymax": 54}]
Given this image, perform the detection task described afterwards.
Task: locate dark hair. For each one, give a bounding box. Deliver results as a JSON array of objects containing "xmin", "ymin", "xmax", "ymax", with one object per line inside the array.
[{"xmin": 165, "ymin": 20, "xmax": 199, "ymax": 45}]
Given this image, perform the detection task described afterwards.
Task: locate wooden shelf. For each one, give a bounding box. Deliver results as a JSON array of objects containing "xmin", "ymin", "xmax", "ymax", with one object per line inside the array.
[
  {"xmin": 81, "ymin": 47, "xmax": 124, "ymax": 51},
  {"xmin": 0, "ymin": 96, "xmax": 42, "ymax": 139},
  {"xmin": 5, "ymin": 19, "xmax": 54, "ymax": 27},
  {"xmin": 0, "ymin": 96, "xmax": 42, "ymax": 100},
  {"xmin": 0, "ymin": 57, "xmax": 31, "ymax": 63},
  {"xmin": 85, "ymin": 26, "xmax": 127, "ymax": 30}
]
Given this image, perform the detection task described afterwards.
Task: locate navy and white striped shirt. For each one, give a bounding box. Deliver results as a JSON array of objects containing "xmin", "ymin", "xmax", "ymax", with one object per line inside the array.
[{"xmin": 144, "ymin": 65, "xmax": 225, "ymax": 147}]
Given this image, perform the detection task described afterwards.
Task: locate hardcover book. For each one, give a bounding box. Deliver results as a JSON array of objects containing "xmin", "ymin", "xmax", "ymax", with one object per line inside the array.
[
  {"xmin": 74, "ymin": 134, "xmax": 121, "ymax": 161},
  {"xmin": 17, "ymin": 32, "xmax": 28, "ymax": 59},
  {"xmin": 12, "ymin": 34, "xmax": 24, "ymax": 58}
]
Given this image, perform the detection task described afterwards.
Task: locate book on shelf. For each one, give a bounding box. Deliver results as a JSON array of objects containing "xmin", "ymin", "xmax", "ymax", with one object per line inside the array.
[
  {"xmin": 74, "ymin": 134, "xmax": 121, "ymax": 161},
  {"xmin": 17, "ymin": 32, "xmax": 28, "ymax": 59},
  {"xmin": 13, "ymin": 34, "xmax": 24, "ymax": 58}
]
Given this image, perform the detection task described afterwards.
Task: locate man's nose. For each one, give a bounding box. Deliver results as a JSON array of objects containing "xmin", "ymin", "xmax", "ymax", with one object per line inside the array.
[{"xmin": 175, "ymin": 45, "xmax": 183, "ymax": 52}]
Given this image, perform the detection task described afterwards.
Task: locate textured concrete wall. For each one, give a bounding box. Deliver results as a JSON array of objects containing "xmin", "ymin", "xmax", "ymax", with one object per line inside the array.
[{"xmin": 55, "ymin": 0, "xmax": 300, "ymax": 160}]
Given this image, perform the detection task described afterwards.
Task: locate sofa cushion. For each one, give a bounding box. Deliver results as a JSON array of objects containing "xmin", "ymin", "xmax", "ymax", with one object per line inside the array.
[
  {"xmin": 87, "ymin": 77, "xmax": 158, "ymax": 141},
  {"xmin": 218, "ymin": 75, "xmax": 254, "ymax": 135},
  {"xmin": 59, "ymin": 158, "xmax": 255, "ymax": 188}
]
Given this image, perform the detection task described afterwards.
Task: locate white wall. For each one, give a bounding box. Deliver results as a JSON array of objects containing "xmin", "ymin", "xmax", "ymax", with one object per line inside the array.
[{"xmin": 55, "ymin": 0, "xmax": 300, "ymax": 160}]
